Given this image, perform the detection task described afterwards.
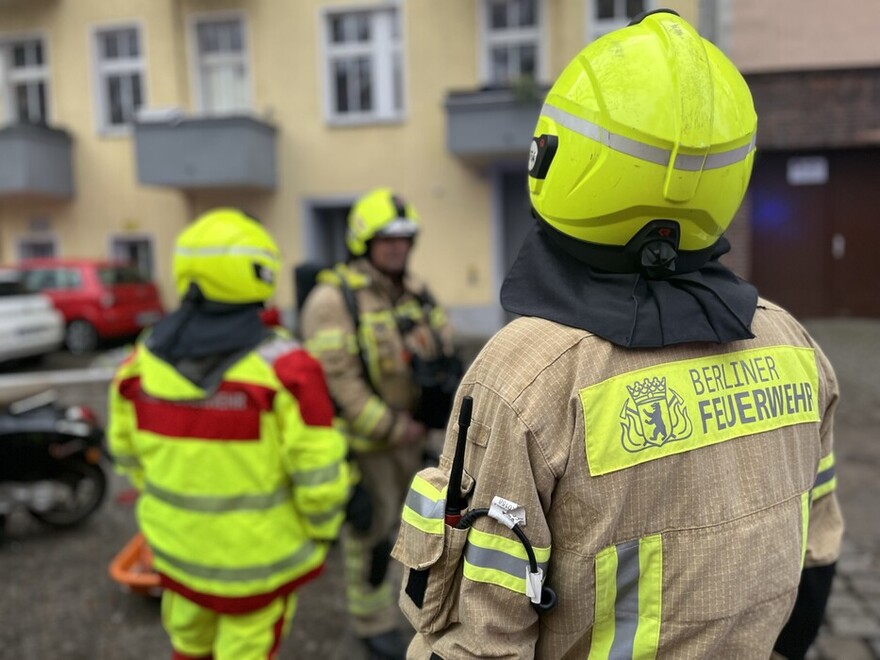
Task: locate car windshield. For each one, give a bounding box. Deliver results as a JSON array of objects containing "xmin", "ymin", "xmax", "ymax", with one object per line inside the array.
[{"xmin": 99, "ymin": 266, "xmax": 149, "ymax": 286}]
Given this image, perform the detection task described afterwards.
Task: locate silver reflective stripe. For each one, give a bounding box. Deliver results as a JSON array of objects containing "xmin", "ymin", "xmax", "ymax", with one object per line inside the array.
[
  {"xmin": 145, "ymin": 481, "xmax": 290, "ymax": 512},
  {"xmin": 112, "ymin": 454, "xmax": 141, "ymax": 469},
  {"xmin": 151, "ymin": 540, "xmax": 317, "ymax": 582},
  {"xmin": 541, "ymin": 103, "xmax": 755, "ymax": 172},
  {"xmin": 609, "ymin": 540, "xmax": 640, "ymax": 659},
  {"xmin": 306, "ymin": 504, "xmax": 345, "ymax": 526},
  {"xmin": 813, "ymin": 465, "xmax": 835, "ymax": 489},
  {"xmin": 404, "ymin": 487, "xmax": 445, "ymax": 520},
  {"xmin": 175, "ymin": 246, "xmax": 278, "ymax": 259},
  {"xmin": 464, "ymin": 543, "xmax": 549, "ymax": 580},
  {"xmin": 293, "ymin": 463, "xmax": 340, "ymax": 488}
]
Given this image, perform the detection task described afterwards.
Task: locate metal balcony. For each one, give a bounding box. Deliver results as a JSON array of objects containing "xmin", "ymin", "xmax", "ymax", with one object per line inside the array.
[
  {"xmin": 0, "ymin": 123, "xmax": 74, "ymax": 200},
  {"xmin": 134, "ymin": 115, "xmax": 277, "ymax": 191},
  {"xmin": 445, "ymin": 86, "xmax": 548, "ymax": 167}
]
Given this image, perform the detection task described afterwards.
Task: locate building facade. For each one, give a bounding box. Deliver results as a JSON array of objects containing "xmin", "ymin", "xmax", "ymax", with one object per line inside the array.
[{"xmin": 0, "ymin": 0, "xmax": 717, "ymax": 339}]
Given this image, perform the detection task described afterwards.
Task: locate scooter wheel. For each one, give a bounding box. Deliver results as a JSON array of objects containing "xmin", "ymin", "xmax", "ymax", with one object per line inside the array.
[{"xmin": 28, "ymin": 459, "xmax": 107, "ymax": 528}]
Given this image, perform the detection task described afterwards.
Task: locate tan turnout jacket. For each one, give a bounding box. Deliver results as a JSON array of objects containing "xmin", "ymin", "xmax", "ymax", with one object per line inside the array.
[
  {"xmin": 300, "ymin": 258, "xmax": 453, "ymax": 449},
  {"xmin": 395, "ymin": 298, "xmax": 842, "ymax": 659}
]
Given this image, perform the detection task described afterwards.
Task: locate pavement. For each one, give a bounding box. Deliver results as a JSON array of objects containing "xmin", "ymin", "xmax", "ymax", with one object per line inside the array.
[{"xmin": 0, "ymin": 318, "xmax": 878, "ymax": 659}]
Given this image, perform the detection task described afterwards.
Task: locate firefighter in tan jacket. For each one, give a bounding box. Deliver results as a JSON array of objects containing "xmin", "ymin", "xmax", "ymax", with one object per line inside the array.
[
  {"xmin": 300, "ymin": 188, "xmax": 456, "ymax": 659},
  {"xmin": 393, "ymin": 10, "xmax": 842, "ymax": 660}
]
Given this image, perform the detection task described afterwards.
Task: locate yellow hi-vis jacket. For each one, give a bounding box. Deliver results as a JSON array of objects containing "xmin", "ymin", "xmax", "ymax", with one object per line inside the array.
[
  {"xmin": 300, "ymin": 258, "xmax": 453, "ymax": 451},
  {"xmin": 108, "ymin": 332, "xmax": 349, "ymax": 614},
  {"xmin": 395, "ymin": 299, "xmax": 843, "ymax": 659}
]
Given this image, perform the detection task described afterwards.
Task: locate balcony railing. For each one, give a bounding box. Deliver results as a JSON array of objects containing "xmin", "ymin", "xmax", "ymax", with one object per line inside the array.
[
  {"xmin": 0, "ymin": 123, "xmax": 74, "ymax": 199},
  {"xmin": 134, "ymin": 114, "xmax": 277, "ymax": 191},
  {"xmin": 445, "ymin": 85, "xmax": 549, "ymax": 167}
]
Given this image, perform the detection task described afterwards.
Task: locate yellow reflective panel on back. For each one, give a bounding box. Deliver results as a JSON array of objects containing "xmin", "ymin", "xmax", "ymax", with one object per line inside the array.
[{"xmin": 580, "ymin": 346, "xmax": 820, "ymax": 476}]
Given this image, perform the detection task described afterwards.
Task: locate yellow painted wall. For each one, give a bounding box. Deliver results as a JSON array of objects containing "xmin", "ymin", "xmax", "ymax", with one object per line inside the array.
[{"xmin": 0, "ymin": 0, "xmax": 705, "ymax": 325}]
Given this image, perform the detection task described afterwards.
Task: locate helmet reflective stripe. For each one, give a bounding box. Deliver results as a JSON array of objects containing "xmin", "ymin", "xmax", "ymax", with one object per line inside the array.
[
  {"xmin": 541, "ymin": 103, "xmax": 755, "ymax": 173},
  {"xmin": 175, "ymin": 245, "xmax": 280, "ymax": 260}
]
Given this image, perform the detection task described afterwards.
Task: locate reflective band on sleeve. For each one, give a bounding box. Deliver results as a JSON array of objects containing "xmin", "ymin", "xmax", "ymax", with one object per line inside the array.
[
  {"xmin": 401, "ymin": 476, "xmax": 446, "ymax": 535},
  {"xmin": 462, "ymin": 527, "xmax": 550, "ymax": 595},
  {"xmin": 429, "ymin": 307, "xmax": 447, "ymax": 329},
  {"xmin": 581, "ymin": 345, "xmax": 820, "ymax": 476},
  {"xmin": 352, "ymin": 396, "xmax": 386, "ymax": 436},
  {"xmin": 542, "ymin": 103, "xmax": 755, "ymax": 172},
  {"xmin": 812, "ymin": 453, "xmax": 837, "ymax": 501},
  {"xmin": 305, "ymin": 329, "xmax": 346, "ymax": 354},
  {"xmin": 145, "ymin": 481, "xmax": 290, "ymax": 512},
  {"xmin": 112, "ymin": 454, "xmax": 142, "ymax": 469},
  {"xmin": 801, "ymin": 491, "xmax": 811, "ymax": 568},
  {"xmin": 292, "ymin": 463, "xmax": 341, "ymax": 487},
  {"xmin": 306, "ymin": 504, "xmax": 345, "ymax": 526},
  {"xmin": 151, "ymin": 539, "xmax": 318, "ymax": 582},
  {"xmin": 589, "ymin": 534, "xmax": 662, "ymax": 660}
]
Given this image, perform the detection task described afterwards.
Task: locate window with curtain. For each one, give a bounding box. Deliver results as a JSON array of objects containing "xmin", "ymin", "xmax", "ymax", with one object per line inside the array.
[
  {"xmin": 483, "ymin": 0, "xmax": 541, "ymax": 86},
  {"xmin": 195, "ymin": 17, "xmax": 250, "ymax": 115}
]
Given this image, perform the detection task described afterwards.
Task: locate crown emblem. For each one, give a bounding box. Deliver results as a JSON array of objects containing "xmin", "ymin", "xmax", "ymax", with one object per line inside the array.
[{"xmin": 626, "ymin": 377, "xmax": 667, "ymax": 406}]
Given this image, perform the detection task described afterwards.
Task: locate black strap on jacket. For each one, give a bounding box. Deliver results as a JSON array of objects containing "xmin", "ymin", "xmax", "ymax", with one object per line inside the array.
[{"xmin": 335, "ymin": 270, "xmax": 381, "ymax": 397}]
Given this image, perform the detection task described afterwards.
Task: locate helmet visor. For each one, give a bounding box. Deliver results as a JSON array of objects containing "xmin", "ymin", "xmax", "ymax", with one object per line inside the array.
[{"xmin": 374, "ymin": 217, "xmax": 418, "ymax": 239}]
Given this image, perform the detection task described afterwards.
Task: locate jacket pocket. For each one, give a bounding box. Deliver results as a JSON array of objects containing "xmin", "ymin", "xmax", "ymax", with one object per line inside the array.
[{"xmin": 392, "ymin": 466, "xmax": 469, "ymax": 634}]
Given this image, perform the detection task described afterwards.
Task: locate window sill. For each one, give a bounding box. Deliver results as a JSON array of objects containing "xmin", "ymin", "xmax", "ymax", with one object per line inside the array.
[{"xmin": 325, "ymin": 113, "xmax": 406, "ymax": 128}]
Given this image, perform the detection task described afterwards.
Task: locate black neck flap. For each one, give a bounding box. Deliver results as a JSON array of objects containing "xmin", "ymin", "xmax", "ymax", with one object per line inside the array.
[
  {"xmin": 500, "ymin": 224, "xmax": 758, "ymax": 348},
  {"xmin": 147, "ymin": 299, "xmax": 270, "ymax": 389}
]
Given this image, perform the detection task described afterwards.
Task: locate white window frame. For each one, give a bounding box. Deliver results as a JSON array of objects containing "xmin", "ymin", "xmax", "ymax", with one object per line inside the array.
[
  {"xmin": 477, "ymin": 0, "xmax": 546, "ymax": 87},
  {"xmin": 586, "ymin": 0, "xmax": 655, "ymax": 41},
  {"xmin": 187, "ymin": 10, "xmax": 253, "ymax": 116},
  {"xmin": 91, "ymin": 21, "xmax": 148, "ymax": 135},
  {"xmin": 320, "ymin": 3, "xmax": 405, "ymax": 126},
  {"xmin": 0, "ymin": 32, "xmax": 51, "ymax": 126},
  {"xmin": 108, "ymin": 233, "xmax": 157, "ymax": 278},
  {"xmin": 16, "ymin": 233, "xmax": 58, "ymax": 260}
]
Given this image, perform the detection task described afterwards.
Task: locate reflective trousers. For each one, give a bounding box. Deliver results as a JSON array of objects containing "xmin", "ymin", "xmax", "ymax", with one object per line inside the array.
[
  {"xmin": 161, "ymin": 589, "xmax": 296, "ymax": 660},
  {"xmin": 344, "ymin": 441, "xmax": 423, "ymax": 637}
]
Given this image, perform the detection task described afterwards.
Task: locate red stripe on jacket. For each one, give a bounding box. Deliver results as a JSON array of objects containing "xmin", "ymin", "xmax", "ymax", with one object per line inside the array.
[
  {"xmin": 118, "ymin": 377, "xmax": 275, "ymax": 441},
  {"xmin": 158, "ymin": 564, "xmax": 324, "ymax": 615}
]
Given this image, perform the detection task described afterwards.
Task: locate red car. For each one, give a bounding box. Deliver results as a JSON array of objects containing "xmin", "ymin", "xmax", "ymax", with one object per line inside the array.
[{"xmin": 18, "ymin": 259, "xmax": 164, "ymax": 354}]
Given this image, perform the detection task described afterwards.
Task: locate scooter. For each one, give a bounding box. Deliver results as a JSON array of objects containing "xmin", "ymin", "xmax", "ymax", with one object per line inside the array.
[{"xmin": 0, "ymin": 389, "xmax": 107, "ymax": 537}]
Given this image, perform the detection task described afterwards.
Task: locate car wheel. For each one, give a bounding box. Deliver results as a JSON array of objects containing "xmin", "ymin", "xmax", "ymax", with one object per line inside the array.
[{"xmin": 65, "ymin": 320, "xmax": 99, "ymax": 354}]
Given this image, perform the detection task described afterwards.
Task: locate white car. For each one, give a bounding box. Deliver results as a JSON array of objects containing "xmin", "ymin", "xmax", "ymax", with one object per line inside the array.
[{"xmin": 0, "ymin": 269, "xmax": 65, "ymax": 364}]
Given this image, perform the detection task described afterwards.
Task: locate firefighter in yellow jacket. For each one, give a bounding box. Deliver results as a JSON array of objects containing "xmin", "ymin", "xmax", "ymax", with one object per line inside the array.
[
  {"xmin": 108, "ymin": 209, "xmax": 349, "ymax": 660},
  {"xmin": 300, "ymin": 189, "xmax": 456, "ymax": 659},
  {"xmin": 393, "ymin": 10, "xmax": 842, "ymax": 659}
]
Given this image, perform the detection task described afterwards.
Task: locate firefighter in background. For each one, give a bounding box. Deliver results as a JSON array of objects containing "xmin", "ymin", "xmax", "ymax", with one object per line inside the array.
[
  {"xmin": 394, "ymin": 10, "xmax": 842, "ymax": 659},
  {"xmin": 108, "ymin": 209, "xmax": 349, "ymax": 660},
  {"xmin": 300, "ymin": 188, "xmax": 455, "ymax": 659}
]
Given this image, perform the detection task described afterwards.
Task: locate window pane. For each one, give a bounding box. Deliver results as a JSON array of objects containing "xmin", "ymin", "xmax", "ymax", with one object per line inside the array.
[
  {"xmin": 13, "ymin": 44, "xmax": 26, "ymax": 67},
  {"xmin": 34, "ymin": 41, "xmax": 44, "ymax": 66},
  {"xmin": 330, "ymin": 16, "xmax": 346, "ymax": 43},
  {"xmin": 334, "ymin": 60, "xmax": 349, "ymax": 113},
  {"xmin": 14, "ymin": 85, "xmax": 29, "ymax": 122},
  {"xmin": 125, "ymin": 29, "xmax": 140, "ymax": 57},
  {"xmin": 35, "ymin": 82, "xmax": 46, "ymax": 124},
  {"xmin": 597, "ymin": 0, "xmax": 615, "ymax": 19},
  {"xmin": 357, "ymin": 57, "xmax": 372, "ymax": 111},
  {"xmin": 107, "ymin": 76, "xmax": 124, "ymax": 125},
  {"xmin": 131, "ymin": 73, "xmax": 143, "ymax": 115},
  {"xmin": 490, "ymin": 47, "xmax": 509, "ymax": 84},
  {"xmin": 228, "ymin": 21, "xmax": 243, "ymax": 52},
  {"xmin": 392, "ymin": 51, "xmax": 403, "ymax": 111},
  {"xmin": 102, "ymin": 33, "xmax": 119, "ymax": 59},
  {"xmin": 517, "ymin": 0, "xmax": 537, "ymax": 27},
  {"xmin": 489, "ymin": 0, "xmax": 508, "ymax": 29},
  {"xmin": 518, "ymin": 44, "xmax": 536, "ymax": 79},
  {"xmin": 198, "ymin": 24, "xmax": 220, "ymax": 53},
  {"xmin": 354, "ymin": 14, "xmax": 370, "ymax": 41},
  {"xmin": 626, "ymin": 0, "xmax": 645, "ymax": 18}
]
